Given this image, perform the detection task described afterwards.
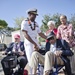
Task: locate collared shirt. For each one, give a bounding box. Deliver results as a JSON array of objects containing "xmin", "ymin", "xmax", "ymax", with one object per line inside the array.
[
  {"xmin": 57, "ymin": 24, "xmax": 75, "ymax": 47},
  {"xmin": 50, "ymin": 43, "xmax": 56, "ymax": 53},
  {"xmin": 12, "ymin": 43, "xmax": 21, "ymax": 52},
  {"xmin": 21, "ymin": 19, "xmax": 41, "ymax": 46}
]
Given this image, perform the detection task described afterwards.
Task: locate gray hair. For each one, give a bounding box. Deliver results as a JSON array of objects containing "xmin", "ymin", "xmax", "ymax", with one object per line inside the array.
[{"xmin": 47, "ymin": 21, "xmax": 55, "ymax": 27}]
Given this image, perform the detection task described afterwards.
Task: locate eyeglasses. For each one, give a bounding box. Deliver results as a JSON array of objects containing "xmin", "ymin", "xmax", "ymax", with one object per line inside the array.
[{"xmin": 15, "ymin": 38, "xmax": 19, "ymax": 40}]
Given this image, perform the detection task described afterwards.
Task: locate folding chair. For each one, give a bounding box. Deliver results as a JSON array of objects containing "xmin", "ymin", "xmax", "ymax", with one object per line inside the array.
[
  {"xmin": 37, "ymin": 57, "xmax": 66, "ymax": 75},
  {"xmin": 49, "ymin": 57, "xmax": 66, "ymax": 75}
]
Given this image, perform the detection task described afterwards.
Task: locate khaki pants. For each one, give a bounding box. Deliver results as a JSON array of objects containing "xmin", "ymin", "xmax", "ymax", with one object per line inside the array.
[{"xmin": 30, "ymin": 51, "xmax": 64, "ymax": 74}]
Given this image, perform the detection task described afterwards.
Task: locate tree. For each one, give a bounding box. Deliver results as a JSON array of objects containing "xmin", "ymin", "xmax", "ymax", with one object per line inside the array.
[
  {"xmin": 70, "ymin": 14, "xmax": 75, "ymax": 29},
  {"xmin": 0, "ymin": 19, "xmax": 8, "ymax": 29},
  {"xmin": 40, "ymin": 13, "xmax": 61, "ymax": 33},
  {"xmin": 51, "ymin": 13, "xmax": 61, "ymax": 28},
  {"xmin": 40, "ymin": 14, "xmax": 51, "ymax": 32},
  {"xmin": 6, "ymin": 27, "xmax": 16, "ymax": 31},
  {"xmin": 40, "ymin": 13, "xmax": 61, "ymax": 42},
  {"xmin": 14, "ymin": 17, "xmax": 25, "ymax": 30}
]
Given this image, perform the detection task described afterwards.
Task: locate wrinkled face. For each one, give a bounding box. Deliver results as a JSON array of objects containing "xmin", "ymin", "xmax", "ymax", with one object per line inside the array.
[
  {"xmin": 49, "ymin": 36, "xmax": 56, "ymax": 44},
  {"xmin": 48, "ymin": 24, "xmax": 55, "ymax": 30},
  {"xmin": 29, "ymin": 13, "xmax": 37, "ymax": 21},
  {"xmin": 60, "ymin": 16, "xmax": 67, "ymax": 25},
  {"xmin": 14, "ymin": 38, "xmax": 20, "ymax": 43}
]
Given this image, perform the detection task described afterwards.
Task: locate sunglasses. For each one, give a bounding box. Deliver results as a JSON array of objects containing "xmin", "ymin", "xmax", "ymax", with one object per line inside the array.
[{"xmin": 15, "ymin": 38, "xmax": 19, "ymax": 39}]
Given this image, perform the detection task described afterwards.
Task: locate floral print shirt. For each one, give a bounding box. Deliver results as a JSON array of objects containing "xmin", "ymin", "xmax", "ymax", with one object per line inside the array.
[{"xmin": 57, "ymin": 24, "xmax": 75, "ymax": 47}]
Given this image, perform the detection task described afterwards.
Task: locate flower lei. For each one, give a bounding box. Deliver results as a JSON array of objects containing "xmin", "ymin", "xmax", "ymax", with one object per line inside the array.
[{"xmin": 28, "ymin": 19, "xmax": 38, "ymax": 30}]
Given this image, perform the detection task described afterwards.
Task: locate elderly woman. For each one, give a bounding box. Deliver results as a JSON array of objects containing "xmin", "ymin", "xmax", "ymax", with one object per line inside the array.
[
  {"xmin": 57, "ymin": 15, "xmax": 75, "ymax": 75},
  {"xmin": 45, "ymin": 21, "xmax": 57, "ymax": 52},
  {"xmin": 46, "ymin": 20, "xmax": 57, "ymax": 36}
]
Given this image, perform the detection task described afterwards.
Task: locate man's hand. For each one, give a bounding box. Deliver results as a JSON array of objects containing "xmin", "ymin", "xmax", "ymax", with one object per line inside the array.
[
  {"xmin": 33, "ymin": 43, "xmax": 39, "ymax": 51},
  {"xmin": 18, "ymin": 51, "xmax": 24, "ymax": 56},
  {"xmin": 54, "ymin": 50, "xmax": 63, "ymax": 57}
]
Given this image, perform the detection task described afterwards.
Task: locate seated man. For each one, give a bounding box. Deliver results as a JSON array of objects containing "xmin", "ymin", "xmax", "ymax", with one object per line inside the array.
[
  {"xmin": 30, "ymin": 32, "xmax": 73, "ymax": 75},
  {"xmin": 1, "ymin": 34, "xmax": 28, "ymax": 75}
]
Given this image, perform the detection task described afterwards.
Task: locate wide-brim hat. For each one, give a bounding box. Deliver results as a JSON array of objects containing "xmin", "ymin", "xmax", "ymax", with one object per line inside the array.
[
  {"xmin": 27, "ymin": 8, "xmax": 38, "ymax": 15},
  {"xmin": 47, "ymin": 31, "xmax": 55, "ymax": 40}
]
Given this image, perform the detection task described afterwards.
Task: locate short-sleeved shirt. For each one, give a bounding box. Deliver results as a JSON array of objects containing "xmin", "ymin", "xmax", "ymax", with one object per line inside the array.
[
  {"xmin": 57, "ymin": 24, "xmax": 75, "ymax": 47},
  {"xmin": 21, "ymin": 19, "xmax": 41, "ymax": 46}
]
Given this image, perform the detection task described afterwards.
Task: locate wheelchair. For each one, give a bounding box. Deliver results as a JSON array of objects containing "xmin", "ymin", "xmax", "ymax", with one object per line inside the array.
[{"xmin": 1, "ymin": 52, "xmax": 19, "ymax": 75}]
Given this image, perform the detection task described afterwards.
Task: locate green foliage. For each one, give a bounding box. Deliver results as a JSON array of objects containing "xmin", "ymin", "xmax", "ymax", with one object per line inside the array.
[
  {"xmin": 6, "ymin": 27, "xmax": 16, "ymax": 31},
  {"xmin": 40, "ymin": 14, "xmax": 51, "ymax": 32},
  {"xmin": 41, "ymin": 13, "xmax": 61, "ymax": 33},
  {"xmin": 51, "ymin": 13, "xmax": 61, "ymax": 28},
  {"xmin": 0, "ymin": 19, "xmax": 8, "ymax": 29},
  {"xmin": 69, "ymin": 14, "xmax": 75, "ymax": 29},
  {"xmin": 39, "ymin": 37, "xmax": 45, "ymax": 42},
  {"xmin": 14, "ymin": 17, "xmax": 25, "ymax": 29}
]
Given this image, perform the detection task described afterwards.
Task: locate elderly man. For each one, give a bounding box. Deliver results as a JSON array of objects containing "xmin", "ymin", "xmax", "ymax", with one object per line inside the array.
[
  {"xmin": 21, "ymin": 8, "xmax": 46, "ymax": 74},
  {"xmin": 1, "ymin": 34, "xmax": 27, "ymax": 75},
  {"xmin": 30, "ymin": 31, "xmax": 73, "ymax": 75}
]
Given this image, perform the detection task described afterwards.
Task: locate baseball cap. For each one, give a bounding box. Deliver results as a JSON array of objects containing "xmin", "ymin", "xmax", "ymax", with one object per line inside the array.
[{"xmin": 14, "ymin": 34, "xmax": 20, "ymax": 39}]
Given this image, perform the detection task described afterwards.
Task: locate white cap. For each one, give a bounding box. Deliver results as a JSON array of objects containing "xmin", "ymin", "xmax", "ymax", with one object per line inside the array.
[
  {"xmin": 26, "ymin": 8, "xmax": 38, "ymax": 15},
  {"xmin": 47, "ymin": 21, "xmax": 55, "ymax": 27}
]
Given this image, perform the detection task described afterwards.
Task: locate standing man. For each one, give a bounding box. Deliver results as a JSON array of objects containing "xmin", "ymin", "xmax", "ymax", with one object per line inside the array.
[
  {"xmin": 57, "ymin": 15, "xmax": 75, "ymax": 74},
  {"xmin": 21, "ymin": 8, "xmax": 46, "ymax": 74}
]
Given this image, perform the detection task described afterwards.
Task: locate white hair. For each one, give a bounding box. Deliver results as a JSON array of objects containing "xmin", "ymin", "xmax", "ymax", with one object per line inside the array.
[{"xmin": 47, "ymin": 21, "xmax": 55, "ymax": 27}]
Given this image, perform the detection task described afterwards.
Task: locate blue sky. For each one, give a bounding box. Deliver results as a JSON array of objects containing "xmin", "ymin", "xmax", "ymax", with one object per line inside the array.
[{"xmin": 0, "ymin": 0, "xmax": 75, "ymax": 27}]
